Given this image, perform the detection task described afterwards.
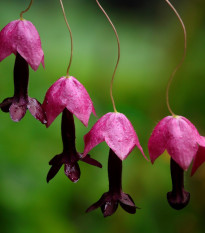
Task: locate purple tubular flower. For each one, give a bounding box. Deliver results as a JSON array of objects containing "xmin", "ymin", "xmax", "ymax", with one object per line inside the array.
[
  {"xmin": 84, "ymin": 112, "xmax": 146, "ymax": 216},
  {"xmin": 42, "ymin": 76, "xmax": 96, "ymax": 127},
  {"xmin": 148, "ymin": 115, "xmax": 203, "ymax": 209},
  {"xmin": 86, "ymin": 149, "xmax": 138, "ymax": 217},
  {"xmin": 0, "ymin": 52, "xmax": 46, "ymax": 123},
  {"xmin": 0, "ymin": 20, "xmax": 44, "ymax": 71},
  {"xmin": 84, "ymin": 112, "xmax": 147, "ymax": 160},
  {"xmin": 47, "ymin": 108, "xmax": 102, "ymax": 183}
]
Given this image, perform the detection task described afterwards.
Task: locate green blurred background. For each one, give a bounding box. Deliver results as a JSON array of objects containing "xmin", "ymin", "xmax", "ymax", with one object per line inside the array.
[{"xmin": 1, "ymin": 0, "xmax": 205, "ymax": 232}]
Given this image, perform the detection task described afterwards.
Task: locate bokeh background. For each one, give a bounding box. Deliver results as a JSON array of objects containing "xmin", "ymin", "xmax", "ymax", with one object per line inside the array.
[{"xmin": 1, "ymin": 0, "xmax": 205, "ymax": 232}]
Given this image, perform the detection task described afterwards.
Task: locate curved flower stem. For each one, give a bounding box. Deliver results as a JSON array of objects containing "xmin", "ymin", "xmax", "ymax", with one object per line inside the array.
[
  {"xmin": 20, "ymin": 0, "xmax": 34, "ymax": 20},
  {"xmin": 59, "ymin": 0, "xmax": 73, "ymax": 77},
  {"xmin": 96, "ymin": 0, "xmax": 120, "ymax": 113},
  {"xmin": 165, "ymin": 0, "xmax": 187, "ymax": 116}
]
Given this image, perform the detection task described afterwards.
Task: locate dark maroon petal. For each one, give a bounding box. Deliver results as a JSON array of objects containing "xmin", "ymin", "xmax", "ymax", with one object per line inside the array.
[
  {"xmin": 119, "ymin": 193, "xmax": 138, "ymax": 214},
  {"xmin": 0, "ymin": 97, "xmax": 13, "ymax": 112},
  {"xmin": 101, "ymin": 200, "xmax": 119, "ymax": 217},
  {"xmin": 47, "ymin": 163, "xmax": 63, "ymax": 183},
  {"xmin": 28, "ymin": 97, "xmax": 47, "ymax": 124},
  {"xmin": 47, "ymin": 154, "xmax": 63, "ymax": 183},
  {"xmin": 64, "ymin": 162, "xmax": 80, "ymax": 183},
  {"xmin": 49, "ymin": 154, "xmax": 63, "ymax": 165},
  {"xmin": 86, "ymin": 194, "xmax": 107, "ymax": 213},
  {"xmin": 80, "ymin": 154, "xmax": 102, "ymax": 168},
  {"xmin": 9, "ymin": 102, "xmax": 27, "ymax": 122}
]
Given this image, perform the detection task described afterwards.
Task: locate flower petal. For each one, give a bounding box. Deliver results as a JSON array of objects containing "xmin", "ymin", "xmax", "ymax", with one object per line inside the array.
[
  {"xmin": 166, "ymin": 116, "xmax": 199, "ymax": 170},
  {"xmin": 28, "ymin": 97, "xmax": 47, "ymax": 124},
  {"xmin": 15, "ymin": 20, "xmax": 44, "ymax": 71},
  {"xmin": 102, "ymin": 200, "xmax": 118, "ymax": 217},
  {"xmin": 47, "ymin": 154, "xmax": 64, "ymax": 183},
  {"xmin": 9, "ymin": 101, "xmax": 27, "ymax": 122},
  {"xmin": 83, "ymin": 113, "xmax": 111, "ymax": 156},
  {"xmin": 64, "ymin": 76, "xmax": 95, "ymax": 126},
  {"xmin": 43, "ymin": 77, "xmax": 95, "ymax": 127},
  {"xmin": 104, "ymin": 113, "xmax": 145, "ymax": 160},
  {"xmin": 0, "ymin": 97, "xmax": 13, "ymax": 112},
  {"xmin": 148, "ymin": 116, "xmax": 172, "ymax": 163},
  {"xmin": 86, "ymin": 193, "xmax": 107, "ymax": 213},
  {"xmin": 64, "ymin": 162, "xmax": 80, "ymax": 183},
  {"xmin": 80, "ymin": 154, "xmax": 102, "ymax": 168},
  {"xmin": 0, "ymin": 20, "xmax": 44, "ymax": 70},
  {"xmin": 42, "ymin": 78, "xmax": 66, "ymax": 127},
  {"xmin": 119, "ymin": 192, "xmax": 138, "ymax": 214},
  {"xmin": 0, "ymin": 20, "xmax": 17, "ymax": 61}
]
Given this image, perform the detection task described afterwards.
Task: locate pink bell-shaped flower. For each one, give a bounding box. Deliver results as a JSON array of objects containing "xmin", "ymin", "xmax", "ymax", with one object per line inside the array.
[
  {"xmin": 148, "ymin": 115, "xmax": 204, "ymax": 209},
  {"xmin": 84, "ymin": 112, "xmax": 147, "ymax": 217},
  {"xmin": 42, "ymin": 76, "xmax": 95, "ymax": 127},
  {"xmin": 0, "ymin": 19, "xmax": 44, "ymax": 71},
  {"xmin": 84, "ymin": 112, "xmax": 146, "ymax": 160},
  {"xmin": 148, "ymin": 115, "xmax": 201, "ymax": 170},
  {"xmin": 43, "ymin": 76, "xmax": 100, "ymax": 183}
]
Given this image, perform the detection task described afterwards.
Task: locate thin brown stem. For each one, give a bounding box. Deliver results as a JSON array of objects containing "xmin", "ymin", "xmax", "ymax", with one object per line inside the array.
[
  {"xmin": 20, "ymin": 0, "xmax": 34, "ymax": 20},
  {"xmin": 96, "ymin": 0, "xmax": 120, "ymax": 113},
  {"xmin": 165, "ymin": 0, "xmax": 187, "ymax": 116},
  {"xmin": 59, "ymin": 0, "xmax": 73, "ymax": 77}
]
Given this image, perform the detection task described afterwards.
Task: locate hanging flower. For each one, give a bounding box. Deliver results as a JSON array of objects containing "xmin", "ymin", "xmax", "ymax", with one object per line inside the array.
[
  {"xmin": 84, "ymin": 112, "xmax": 147, "ymax": 217},
  {"xmin": 0, "ymin": 19, "xmax": 45, "ymax": 123},
  {"xmin": 43, "ymin": 76, "xmax": 101, "ymax": 182},
  {"xmin": 42, "ymin": 76, "xmax": 96, "ymax": 127},
  {"xmin": 0, "ymin": 19, "xmax": 44, "ymax": 71},
  {"xmin": 148, "ymin": 115, "xmax": 204, "ymax": 209}
]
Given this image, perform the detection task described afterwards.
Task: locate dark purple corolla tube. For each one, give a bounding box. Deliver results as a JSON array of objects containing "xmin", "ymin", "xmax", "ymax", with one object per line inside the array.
[
  {"xmin": 167, "ymin": 158, "xmax": 190, "ymax": 210},
  {"xmin": 0, "ymin": 52, "xmax": 46, "ymax": 123},
  {"xmin": 84, "ymin": 112, "xmax": 147, "ymax": 217},
  {"xmin": 86, "ymin": 149, "xmax": 138, "ymax": 217},
  {"xmin": 47, "ymin": 108, "xmax": 102, "ymax": 183}
]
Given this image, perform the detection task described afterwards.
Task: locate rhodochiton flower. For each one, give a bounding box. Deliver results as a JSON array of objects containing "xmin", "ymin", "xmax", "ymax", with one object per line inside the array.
[
  {"xmin": 42, "ymin": 76, "xmax": 96, "ymax": 127},
  {"xmin": 148, "ymin": 115, "xmax": 205, "ymax": 209},
  {"xmin": 43, "ymin": 76, "xmax": 101, "ymax": 182},
  {"xmin": 84, "ymin": 112, "xmax": 147, "ymax": 217},
  {"xmin": 0, "ymin": 19, "xmax": 44, "ymax": 71},
  {"xmin": 0, "ymin": 19, "xmax": 46, "ymax": 123}
]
